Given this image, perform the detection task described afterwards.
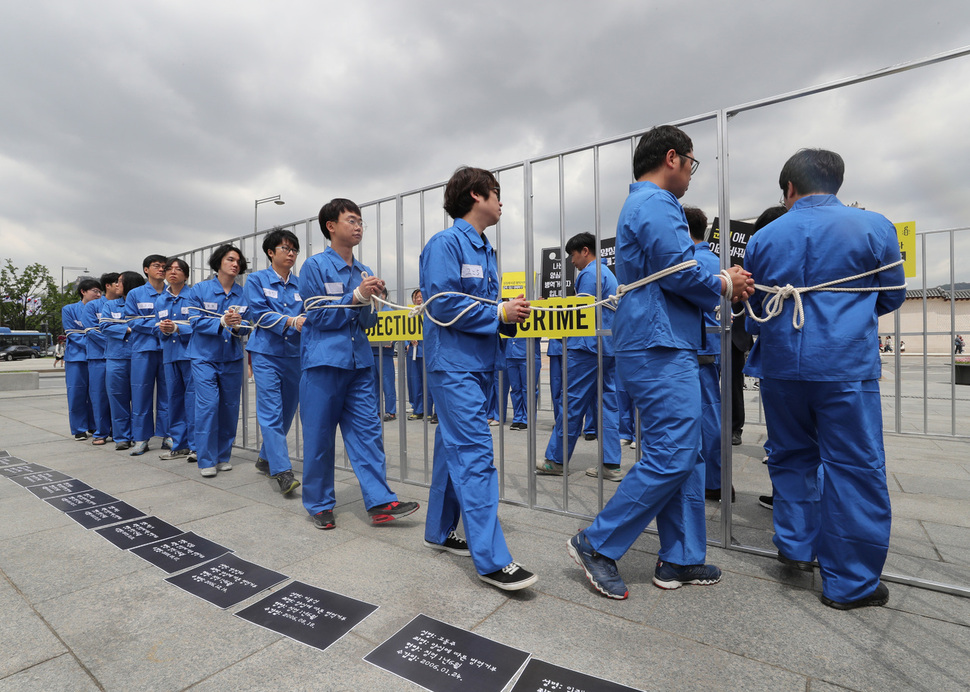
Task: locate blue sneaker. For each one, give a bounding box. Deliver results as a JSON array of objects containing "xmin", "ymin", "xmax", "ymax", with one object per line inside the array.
[
  {"xmin": 568, "ymin": 532, "xmax": 628, "ymax": 600},
  {"xmin": 653, "ymin": 560, "xmax": 722, "ymax": 590}
]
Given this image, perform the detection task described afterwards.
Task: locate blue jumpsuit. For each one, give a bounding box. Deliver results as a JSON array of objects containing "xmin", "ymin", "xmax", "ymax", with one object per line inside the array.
[
  {"xmin": 744, "ymin": 193, "xmax": 905, "ymax": 603},
  {"xmin": 693, "ymin": 241, "xmax": 723, "ymax": 491},
  {"xmin": 186, "ymin": 278, "xmax": 247, "ymax": 471},
  {"xmin": 544, "ymin": 259, "xmax": 621, "ymax": 467},
  {"xmin": 244, "ymin": 268, "xmax": 303, "ymax": 476},
  {"xmin": 420, "ymin": 218, "xmax": 518, "ymax": 576},
  {"xmin": 505, "ymin": 336, "xmax": 540, "ymax": 425},
  {"xmin": 406, "ymin": 338, "xmax": 434, "ymax": 416},
  {"xmin": 547, "ymin": 338, "xmax": 564, "ymax": 424},
  {"xmin": 154, "ymin": 286, "xmax": 196, "ymax": 453},
  {"xmin": 62, "ymin": 300, "xmax": 92, "ymax": 435},
  {"xmin": 371, "ymin": 327, "xmax": 397, "ymax": 417},
  {"xmin": 298, "ymin": 246, "xmax": 399, "ymax": 515},
  {"xmin": 583, "ymin": 181, "xmax": 721, "ymax": 565},
  {"xmin": 102, "ymin": 298, "xmax": 133, "ymax": 443},
  {"xmin": 126, "ymin": 283, "xmax": 168, "ymax": 442},
  {"xmin": 82, "ymin": 297, "xmax": 112, "ymax": 440}
]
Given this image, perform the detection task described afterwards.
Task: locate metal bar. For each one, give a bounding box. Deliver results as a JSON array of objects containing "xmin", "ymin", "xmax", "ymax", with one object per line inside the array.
[
  {"xmin": 716, "ymin": 108, "xmax": 734, "ymax": 547},
  {"xmin": 524, "ymin": 161, "xmax": 538, "ymax": 508},
  {"xmin": 396, "ymin": 194, "xmax": 408, "ymax": 480}
]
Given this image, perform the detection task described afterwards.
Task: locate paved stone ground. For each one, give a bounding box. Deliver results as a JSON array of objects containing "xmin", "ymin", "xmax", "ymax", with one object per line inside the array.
[{"xmin": 1, "ymin": 363, "xmax": 969, "ymax": 691}]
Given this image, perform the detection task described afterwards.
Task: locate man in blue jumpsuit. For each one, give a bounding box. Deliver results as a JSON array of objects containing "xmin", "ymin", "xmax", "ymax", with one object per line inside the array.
[
  {"xmin": 537, "ymin": 232, "xmax": 622, "ymax": 481},
  {"xmin": 82, "ymin": 276, "xmax": 112, "ymax": 445},
  {"xmin": 126, "ymin": 254, "xmax": 170, "ymax": 456},
  {"xmin": 299, "ymin": 198, "xmax": 419, "ymax": 530},
  {"xmin": 245, "ymin": 228, "xmax": 304, "ymax": 495},
  {"xmin": 406, "ymin": 289, "xmax": 434, "ymax": 421},
  {"xmin": 420, "ymin": 166, "xmax": 537, "ymax": 591},
  {"xmin": 155, "ymin": 258, "xmax": 195, "ymax": 460},
  {"xmin": 568, "ymin": 126, "xmax": 753, "ymax": 599},
  {"xmin": 682, "ymin": 206, "xmax": 732, "ymax": 503},
  {"xmin": 102, "ymin": 272, "xmax": 144, "ymax": 450},
  {"xmin": 505, "ymin": 336, "xmax": 540, "ymax": 430},
  {"xmin": 63, "ymin": 279, "xmax": 101, "ymax": 440},
  {"xmin": 371, "ymin": 288, "xmax": 398, "ymax": 421},
  {"xmin": 744, "ymin": 149, "xmax": 905, "ymax": 609}
]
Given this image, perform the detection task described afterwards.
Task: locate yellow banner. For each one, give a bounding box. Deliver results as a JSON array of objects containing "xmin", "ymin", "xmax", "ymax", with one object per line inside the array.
[
  {"xmin": 507, "ymin": 297, "xmax": 596, "ymax": 338},
  {"xmin": 366, "ymin": 309, "xmax": 423, "ymax": 341},
  {"xmin": 893, "ymin": 221, "xmax": 916, "ymax": 278},
  {"xmin": 502, "ymin": 271, "xmax": 530, "ymax": 299}
]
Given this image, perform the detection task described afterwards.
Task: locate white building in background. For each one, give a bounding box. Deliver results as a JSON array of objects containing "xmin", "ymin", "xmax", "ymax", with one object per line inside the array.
[{"xmin": 879, "ymin": 289, "xmax": 970, "ymax": 354}]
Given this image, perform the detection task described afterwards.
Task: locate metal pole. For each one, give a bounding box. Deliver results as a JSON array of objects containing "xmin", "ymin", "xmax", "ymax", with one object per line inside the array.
[{"xmin": 716, "ymin": 108, "xmax": 733, "ymax": 549}]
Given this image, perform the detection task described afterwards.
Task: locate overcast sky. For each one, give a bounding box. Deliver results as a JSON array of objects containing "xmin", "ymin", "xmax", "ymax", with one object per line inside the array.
[{"xmin": 3, "ymin": 0, "xmax": 970, "ymax": 290}]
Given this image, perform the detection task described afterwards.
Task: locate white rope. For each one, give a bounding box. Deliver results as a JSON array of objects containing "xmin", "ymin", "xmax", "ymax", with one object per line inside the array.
[{"xmin": 187, "ymin": 305, "xmax": 253, "ymax": 333}]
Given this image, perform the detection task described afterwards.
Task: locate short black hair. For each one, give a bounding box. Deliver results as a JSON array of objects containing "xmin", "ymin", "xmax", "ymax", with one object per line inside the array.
[
  {"xmin": 443, "ymin": 166, "xmax": 498, "ymax": 220},
  {"xmin": 119, "ymin": 271, "xmax": 145, "ymax": 297},
  {"xmin": 633, "ymin": 125, "xmax": 694, "ymax": 180},
  {"xmin": 142, "ymin": 254, "xmax": 167, "ymax": 274},
  {"xmin": 77, "ymin": 278, "xmax": 100, "ymax": 296},
  {"xmin": 753, "ymin": 205, "xmax": 787, "ymax": 232},
  {"xmin": 779, "ymin": 149, "xmax": 844, "ymax": 196},
  {"xmin": 318, "ymin": 199, "xmax": 362, "ymax": 240},
  {"xmin": 411, "ymin": 288, "xmax": 422, "ymax": 301},
  {"xmin": 262, "ymin": 228, "xmax": 300, "ymax": 257},
  {"xmin": 208, "ymin": 244, "xmax": 248, "ymax": 274},
  {"xmin": 100, "ymin": 272, "xmax": 120, "ymax": 292},
  {"xmin": 164, "ymin": 257, "xmax": 189, "ymax": 276},
  {"xmin": 565, "ymin": 232, "xmax": 596, "ymax": 256},
  {"xmin": 682, "ymin": 206, "xmax": 708, "ymax": 241}
]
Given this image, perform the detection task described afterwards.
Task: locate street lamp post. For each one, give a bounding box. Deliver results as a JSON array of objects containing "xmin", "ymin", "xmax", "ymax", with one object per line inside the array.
[
  {"xmin": 254, "ymin": 195, "xmax": 285, "ymax": 234},
  {"xmin": 61, "ymin": 266, "xmax": 88, "ymax": 293}
]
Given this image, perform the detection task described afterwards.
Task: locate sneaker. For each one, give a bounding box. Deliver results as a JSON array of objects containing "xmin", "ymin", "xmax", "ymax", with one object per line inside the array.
[
  {"xmin": 653, "ymin": 560, "xmax": 722, "ymax": 590},
  {"xmin": 732, "ymin": 431, "xmax": 742, "ymax": 446},
  {"xmin": 536, "ymin": 460, "xmax": 564, "ymax": 476},
  {"xmin": 407, "ymin": 413, "xmax": 423, "ymax": 420},
  {"xmin": 567, "ymin": 533, "xmax": 628, "ymax": 599},
  {"xmin": 429, "ymin": 415, "xmax": 439, "ymax": 424},
  {"xmin": 763, "ymin": 455, "xmax": 769, "ymax": 464},
  {"xmin": 383, "ymin": 413, "xmax": 396, "ymax": 421},
  {"xmin": 777, "ymin": 552, "xmax": 816, "ymax": 572},
  {"xmin": 367, "ymin": 500, "xmax": 420, "ymax": 525},
  {"xmin": 478, "ymin": 562, "xmax": 538, "ymax": 591},
  {"xmin": 74, "ymin": 432, "xmax": 88, "ymax": 441},
  {"xmin": 620, "ymin": 438, "xmax": 632, "ymax": 447},
  {"xmin": 584, "ymin": 432, "xmax": 597, "ymax": 441},
  {"xmin": 509, "ymin": 422, "xmax": 527, "ymax": 430},
  {"xmin": 585, "ymin": 466, "xmax": 623, "ymax": 482},
  {"xmin": 758, "ymin": 494, "xmax": 774, "ymax": 509},
  {"xmin": 275, "ymin": 470, "xmax": 300, "ymax": 495},
  {"xmin": 161, "ymin": 436, "xmax": 174, "ymax": 450},
  {"xmin": 187, "ymin": 451, "xmax": 197, "ymax": 463},
  {"xmin": 200, "ymin": 467, "xmax": 217, "ymax": 477},
  {"xmin": 487, "ymin": 418, "xmax": 499, "ymax": 427},
  {"xmin": 704, "ymin": 486, "xmax": 736, "ymax": 502},
  {"xmin": 216, "ymin": 461, "xmax": 232, "ymax": 472},
  {"xmin": 129, "ymin": 441, "xmax": 149, "ymax": 456},
  {"xmin": 629, "ymin": 440, "xmax": 637, "ymax": 450},
  {"xmin": 159, "ymin": 448, "xmax": 190, "ymax": 460},
  {"xmin": 424, "ymin": 530, "xmax": 471, "ymax": 556},
  {"xmin": 115, "ymin": 441, "xmax": 132, "ymax": 451},
  {"xmin": 312, "ymin": 509, "xmax": 335, "ymax": 530},
  {"xmin": 254, "ymin": 458, "xmax": 270, "ymax": 475},
  {"xmin": 820, "ymin": 582, "xmax": 889, "ymax": 610}
]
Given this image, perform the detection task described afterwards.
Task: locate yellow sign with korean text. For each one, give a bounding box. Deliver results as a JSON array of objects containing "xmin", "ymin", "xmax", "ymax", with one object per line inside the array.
[
  {"xmin": 502, "ymin": 271, "xmax": 530, "ymax": 299},
  {"xmin": 506, "ymin": 297, "xmax": 597, "ymax": 338},
  {"xmin": 366, "ymin": 309, "xmax": 423, "ymax": 342},
  {"xmin": 894, "ymin": 221, "xmax": 916, "ymax": 278}
]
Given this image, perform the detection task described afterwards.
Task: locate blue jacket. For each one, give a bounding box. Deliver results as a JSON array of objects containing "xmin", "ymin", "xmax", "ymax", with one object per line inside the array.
[
  {"xmin": 298, "ymin": 246, "xmax": 377, "ymax": 371},
  {"xmin": 744, "ymin": 194, "xmax": 905, "ymax": 381},
  {"xmin": 244, "ymin": 267, "xmax": 303, "ymax": 359},
  {"xmin": 186, "ymin": 277, "xmax": 247, "ymax": 363},
  {"xmin": 154, "ymin": 286, "xmax": 195, "ymax": 364},
  {"xmin": 125, "ymin": 283, "xmax": 164, "ymax": 353},
  {"xmin": 693, "ymin": 241, "xmax": 722, "ymax": 356},
  {"xmin": 102, "ymin": 297, "xmax": 132, "ymax": 360},
  {"xmin": 82, "ymin": 297, "xmax": 107, "ymax": 360},
  {"xmin": 613, "ymin": 182, "xmax": 721, "ymax": 352},
  {"xmin": 61, "ymin": 301, "xmax": 87, "ymax": 362},
  {"xmin": 420, "ymin": 219, "xmax": 516, "ymax": 373},
  {"xmin": 571, "ymin": 258, "xmax": 618, "ymax": 356}
]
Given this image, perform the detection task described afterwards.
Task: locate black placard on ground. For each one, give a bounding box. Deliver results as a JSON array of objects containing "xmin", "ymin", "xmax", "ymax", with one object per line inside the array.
[
  {"xmin": 0, "ymin": 462, "xmax": 52, "ymax": 478},
  {"xmin": 365, "ymin": 613, "xmax": 530, "ymax": 692},
  {"xmin": 95, "ymin": 516, "xmax": 183, "ymax": 550},
  {"xmin": 9, "ymin": 469, "xmax": 75, "ymax": 488},
  {"xmin": 0, "ymin": 454, "xmax": 24, "ymax": 465},
  {"xmin": 165, "ymin": 553, "xmax": 288, "ymax": 609},
  {"xmin": 130, "ymin": 532, "xmax": 232, "ymax": 574},
  {"xmin": 236, "ymin": 580, "xmax": 378, "ymax": 652},
  {"xmin": 26, "ymin": 479, "xmax": 93, "ymax": 499},
  {"xmin": 44, "ymin": 489, "xmax": 118, "ymax": 513},
  {"xmin": 510, "ymin": 658, "xmax": 643, "ymax": 692},
  {"xmin": 0, "ymin": 449, "xmax": 8, "ymax": 457},
  {"xmin": 66, "ymin": 501, "xmax": 146, "ymax": 529}
]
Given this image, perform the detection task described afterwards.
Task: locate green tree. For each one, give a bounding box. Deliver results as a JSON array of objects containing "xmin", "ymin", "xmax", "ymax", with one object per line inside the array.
[{"xmin": 0, "ymin": 259, "xmax": 66, "ymax": 334}]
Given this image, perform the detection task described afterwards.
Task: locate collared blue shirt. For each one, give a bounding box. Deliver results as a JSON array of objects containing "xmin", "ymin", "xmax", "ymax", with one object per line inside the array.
[
  {"xmin": 298, "ymin": 246, "xmax": 377, "ymax": 371},
  {"xmin": 571, "ymin": 258, "xmax": 618, "ymax": 356},
  {"xmin": 82, "ymin": 297, "xmax": 107, "ymax": 360},
  {"xmin": 420, "ymin": 218, "xmax": 515, "ymax": 373},
  {"xmin": 613, "ymin": 181, "xmax": 721, "ymax": 352},
  {"xmin": 186, "ymin": 277, "xmax": 247, "ymax": 363},
  {"xmin": 125, "ymin": 282, "xmax": 164, "ymax": 353},
  {"xmin": 154, "ymin": 285, "xmax": 195, "ymax": 364},
  {"xmin": 744, "ymin": 194, "xmax": 905, "ymax": 381},
  {"xmin": 62, "ymin": 300, "xmax": 87, "ymax": 362},
  {"xmin": 102, "ymin": 297, "xmax": 132, "ymax": 360},
  {"xmin": 693, "ymin": 240, "xmax": 722, "ymax": 356},
  {"xmin": 245, "ymin": 267, "xmax": 303, "ymax": 359}
]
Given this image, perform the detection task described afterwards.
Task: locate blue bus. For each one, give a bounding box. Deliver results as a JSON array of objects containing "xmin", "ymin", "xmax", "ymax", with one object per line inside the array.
[{"xmin": 0, "ymin": 328, "xmax": 53, "ymax": 353}]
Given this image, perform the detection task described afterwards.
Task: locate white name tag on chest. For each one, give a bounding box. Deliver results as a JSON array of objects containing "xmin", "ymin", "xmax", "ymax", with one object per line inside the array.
[
  {"xmin": 294, "ymin": 293, "xmax": 302, "ymax": 302},
  {"xmin": 157, "ymin": 309, "xmax": 169, "ymax": 318},
  {"xmin": 111, "ymin": 312, "xmax": 122, "ymax": 319},
  {"xmin": 263, "ymin": 288, "xmax": 278, "ymax": 299},
  {"xmin": 137, "ymin": 302, "xmax": 153, "ymax": 310},
  {"xmin": 204, "ymin": 302, "xmax": 218, "ymax": 311},
  {"xmin": 461, "ymin": 264, "xmax": 484, "ymax": 279},
  {"xmin": 181, "ymin": 307, "xmax": 190, "ymax": 315},
  {"xmin": 325, "ymin": 282, "xmax": 344, "ymax": 295}
]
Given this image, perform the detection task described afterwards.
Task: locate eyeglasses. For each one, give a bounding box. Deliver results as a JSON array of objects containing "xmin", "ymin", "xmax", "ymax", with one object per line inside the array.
[
  {"xmin": 275, "ymin": 245, "xmax": 299, "ymax": 255},
  {"xmin": 149, "ymin": 263, "xmax": 165, "ymax": 270},
  {"xmin": 490, "ymin": 187, "xmax": 501, "ymax": 201},
  {"xmin": 679, "ymin": 153, "xmax": 700, "ymax": 175},
  {"xmin": 344, "ymin": 217, "xmax": 366, "ymax": 230}
]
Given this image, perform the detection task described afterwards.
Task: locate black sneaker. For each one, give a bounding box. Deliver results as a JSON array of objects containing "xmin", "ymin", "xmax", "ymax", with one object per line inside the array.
[
  {"xmin": 777, "ymin": 552, "xmax": 816, "ymax": 572},
  {"xmin": 758, "ymin": 494, "xmax": 774, "ymax": 509},
  {"xmin": 429, "ymin": 415, "xmax": 438, "ymax": 424},
  {"xmin": 312, "ymin": 510, "xmax": 335, "ymax": 530},
  {"xmin": 74, "ymin": 432, "xmax": 88, "ymax": 441},
  {"xmin": 255, "ymin": 458, "xmax": 270, "ymax": 475},
  {"xmin": 187, "ymin": 450, "xmax": 197, "ymax": 463},
  {"xmin": 732, "ymin": 431, "xmax": 743, "ymax": 446},
  {"xmin": 424, "ymin": 530, "xmax": 471, "ymax": 556},
  {"xmin": 478, "ymin": 562, "xmax": 538, "ymax": 591},
  {"xmin": 407, "ymin": 413, "xmax": 423, "ymax": 420},
  {"xmin": 820, "ymin": 582, "xmax": 889, "ymax": 610},
  {"xmin": 367, "ymin": 500, "xmax": 420, "ymax": 525},
  {"xmin": 584, "ymin": 432, "xmax": 597, "ymax": 441},
  {"xmin": 383, "ymin": 413, "xmax": 396, "ymax": 421},
  {"xmin": 275, "ymin": 470, "xmax": 300, "ymax": 495},
  {"xmin": 653, "ymin": 560, "xmax": 722, "ymax": 590},
  {"xmin": 704, "ymin": 486, "xmax": 736, "ymax": 503}
]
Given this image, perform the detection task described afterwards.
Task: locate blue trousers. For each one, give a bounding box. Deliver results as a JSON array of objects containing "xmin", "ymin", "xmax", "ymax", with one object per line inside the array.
[
  {"xmin": 87, "ymin": 359, "xmax": 112, "ymax": 439},
  {"xmin": 252, "ymin": 352, "xmax": 300, "ymax": 475},
  {"xmin": 406, "ymin": 354, "xmax": 434, "ymax": 415},
  {"xmin": 372, "ymin": 350, "xmax": 397, "ymax": 415},
  {"xmin": 585, "ymin": 348, "xmax": 706, "ymax": 564},
  {"xmin": 485, "ymin": 368, "xmax": 510, "ymax": 422},
  {"xmin": 106, "ymin": 358, "xmax": 132, "ymax": 443},
  {"xmin": 544, "ymin": 351, "xmax": 620, "ymax": 467},
  {"xmin": 425, "ymin": 370, "xmax": 513, "ymax": 575},
  {"xmin": 191, "ymin": 359, "xmax": 242, "ymax": 470},
  {"xmin": 617, "ymin": 385, "xmax": 635, "ymax": 442},
  {"xmin": 761, "ymin": 378, "xmax": 890, "ymax": 603},
  {"xmin": 699, "ymin": 358, "xmax": 722, "ymax": 490},
  {"xmin": 164, "ymin": 360, "xmax": 195, "ymax": 452},
  {"xmin": 300, "ymin": 365, "xmax": 397, "ymax": 515},
  {"xmin": 506, "ymin": 357, "xmax": 540, "ymax": 425},
  {"xmin": 65, "ymin": 360, "xmax": 92, "ymax": 435},
  {"xmin": 549, "ymin": 354, "xmax": 563, "ymax": 425},
  {"xmin": 130, "ymin": 350, "xmax": 169, "ymax": 441}
]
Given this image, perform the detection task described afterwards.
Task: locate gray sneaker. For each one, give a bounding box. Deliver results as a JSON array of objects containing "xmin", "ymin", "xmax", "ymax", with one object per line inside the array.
[
  {"xmin": 585, "ymin": 466, "xmax": 623, "ymax": 482},
  {"xmin": 159, "ymin": 449, "xmax": 190, "ymax": 460},
  {"xmin": 129, "ymin": 441, "xmax": 149, "ymax": 456},
  {"xmin": 216, "ymin": 461, "xmax": 232, "ymax": 472}
]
